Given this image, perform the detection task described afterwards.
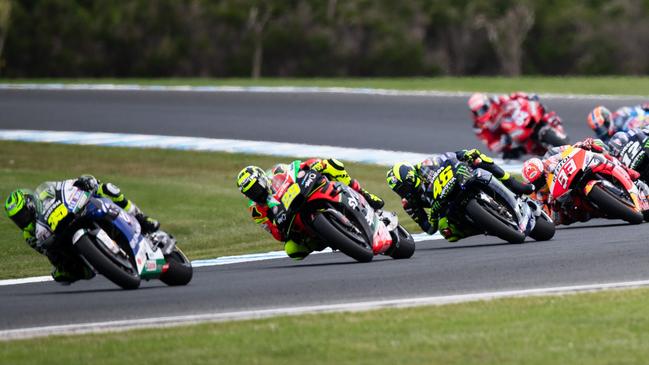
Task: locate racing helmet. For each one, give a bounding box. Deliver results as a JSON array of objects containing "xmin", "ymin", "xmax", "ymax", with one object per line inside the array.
[
  {"xmin": 468, "ymin": 93, "xmax": 493, "ymax": 126},
  {"xmin": 236, "ymin": 166, "xmax": 272, "ymax": 204},
  {"xmin": 4, "ymin": 189, "xmax": 36, "ymax": 230},
  {"xmin": 522, "ymin": 158, "xmax": 545, "ymax": 190},
  {"xmin": 587, "ymin": 106, "xmax": 613, "ymax": 139},
  {"xmin": 386, "ymin": 163, "xmax": 421, "ymax": 197}
]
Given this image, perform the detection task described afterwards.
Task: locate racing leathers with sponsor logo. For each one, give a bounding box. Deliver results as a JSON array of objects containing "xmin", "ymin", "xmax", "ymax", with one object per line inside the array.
[
  {"xmin": 522, "ymin": 138, "xmax": 646, "ymax": 225},
  {"xmin": 386, "ymin": 149, "xmax": 534, "ymax": 242},
  {"xmin": 607, "ymin": 127, "xmax": 649, "ymax": 172},
  {"xmin": 4, "ymin": 176, "xmax": 160, "ymax": 284},
  {"xmin": 241, "ymin": 158, "xmax": 385, "ymax": 260},
  {"xmin": 469, "ymin": 92, "xmax": 562, "ymax": 159}
]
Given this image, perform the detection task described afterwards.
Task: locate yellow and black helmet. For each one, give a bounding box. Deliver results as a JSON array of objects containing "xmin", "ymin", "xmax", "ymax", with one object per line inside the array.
[
  {"xmin": 386, "ymin": 163, "xmax": 421, "ymax": 197},
  {"xmin": 5, "ymin": 189, "xmax": 36, "ymax": 230},
  {"xmin": 236, "ymin": 166, "xmax": 272, "ymax": 204}
]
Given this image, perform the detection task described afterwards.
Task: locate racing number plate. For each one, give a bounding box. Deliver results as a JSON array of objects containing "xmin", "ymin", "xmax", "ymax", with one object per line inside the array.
[
  {"xmin": 432, "ymin": 165, "xmax": 454, "ymax": 199},
  {"xmin": 47, "ymin": 204, "xmax": 69, "ymax": 231},
  {"xmin": 281, "ymin": 183, "xmax": 301, "ymax": 210}
]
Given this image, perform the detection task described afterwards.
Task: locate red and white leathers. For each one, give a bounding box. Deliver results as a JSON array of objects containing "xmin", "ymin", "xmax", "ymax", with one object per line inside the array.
[
  {"xmin": 471, "ymin": 92, "xmax": 560, "ymax": 156},
  {"xmin": 525, "ymin": 138, "xmax": 640, "ymax": 225}
]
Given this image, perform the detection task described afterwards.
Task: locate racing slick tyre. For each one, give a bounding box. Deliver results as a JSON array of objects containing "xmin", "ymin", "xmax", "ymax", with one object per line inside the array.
[
  {"xmin": 160, "ymin": 247, "xmax": 193, "ymax": 286},
  {"xmin": 528, "ymin": 214, "xmax": 555, "ymax": 241},
  {"xmin": 540, "ymin": 127, "xmax": 569, "ymax": 147},
  {"xmin": 312, "ymin": 213, "xmax": 374, "ymax": 263},
  {"xmin": 588, "ymin": 184, "xmax": 643, "ymax": 224},
  {"xmin": 75, "ymin": 235, "xmax": 141, "ymax": 290},
  {"xmin": 466, "ymin": 199, "xmax": 526, "ymax": 244},
  {"xmin": 388, "ymin": 225, "xmax": 415, "ymax": 259}
]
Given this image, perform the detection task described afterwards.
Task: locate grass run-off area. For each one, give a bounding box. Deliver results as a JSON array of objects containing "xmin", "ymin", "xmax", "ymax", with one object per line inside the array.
[
  {"xmin": 0, "ymin": 140, "xmax": 417, "ymax": 279},
  {"xmin": 2, "ymin": 76, "xmax": 649, "ymax": 95},
  {"xmin": 2, "ymin": 287, "xmax": 649, "ymax": 364}
]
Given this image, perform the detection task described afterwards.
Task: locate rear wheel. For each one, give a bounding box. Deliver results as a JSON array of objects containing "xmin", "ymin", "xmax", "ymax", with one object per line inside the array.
[
  {"xmin": 312, "ymin": 213, "xmax": 373, "ymax": 262},
  {"xmin": 159, "ymin": 247, "xmax": 193, "ymax": 286},
  {"xmin": 75, "ymin": 235, "xmax": 140, "ymax": 290},
  {"xmin": 466, "ymin": 199, "xmax": 525, "ymax": 244},
  {"xmin": 588, "ymin": 184, "xmax": 643, "ymax": 224},
  {"xmin": 388, "ymin": 225, "xmax": 415, "ymax": 259},
  {"xmin": 540, "ymin": 127, "xmax": 569, "ymax": 147},
  {"xmin": 529, "ymin": 214, "xmax": 555, "ymax": 241}
]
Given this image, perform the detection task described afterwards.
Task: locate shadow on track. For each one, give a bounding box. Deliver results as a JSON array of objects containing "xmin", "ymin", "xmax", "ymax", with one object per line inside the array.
[
  {"xmin": 19, "ymin": 285, "xmax": 165, "ymax": 296},
  {"xmin": 555, "ymin": 222, "xmax": 634, "ymax": 230}
]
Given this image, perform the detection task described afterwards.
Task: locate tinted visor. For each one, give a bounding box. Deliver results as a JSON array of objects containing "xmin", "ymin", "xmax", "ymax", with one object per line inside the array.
[
  {"xmin": 393, "ymin": 181, "xmax": 416, "ymax": 198},
  {"xmin": 9, "ymin": 205, "xmax": 33, "ymax": 230},
  {"xmin": 473, "ymin": 104, "xmax": 490, "ymax": 118},
  {"xmin": 244, "ymin": 182, "xmax": 269, "ymax": 204}
]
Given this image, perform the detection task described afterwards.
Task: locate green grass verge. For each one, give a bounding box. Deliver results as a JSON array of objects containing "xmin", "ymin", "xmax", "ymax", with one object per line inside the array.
[
  {"xmin": 2, "ymin": 288, "xmax": 649, "ymax": 364},
  {"xmin": 0, "ymin": 141, "xmax": 414, "ymax": 279},
  {"xmin": 2, "ymin": 76, "xmax": 649, "ymax": 95}
]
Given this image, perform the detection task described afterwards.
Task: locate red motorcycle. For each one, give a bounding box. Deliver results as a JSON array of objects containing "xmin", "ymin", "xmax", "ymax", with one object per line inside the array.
[
  {"xmin": 547, "ymin": 146, "xmax": 649, "ymax": 224},
  {"xmin": 497, "ymin": 98, "xmax": 569, "ymax": 156},
  {"xmin": 270, "ymin": 166, "xmax": 415, "ymax": 262}
]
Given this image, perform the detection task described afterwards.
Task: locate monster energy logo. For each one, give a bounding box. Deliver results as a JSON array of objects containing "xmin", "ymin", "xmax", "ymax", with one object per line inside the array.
[{"xmin": 455, "ymin": 164, "xmax": 471, "ymax": 178}]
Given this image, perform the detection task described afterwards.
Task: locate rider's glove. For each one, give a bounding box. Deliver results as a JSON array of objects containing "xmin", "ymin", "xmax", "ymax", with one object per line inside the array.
[
  {"xmin": 575, "ymin": 137, "xmax": 604, "ymax": 153},
  {"xmin": 74, "ymin": 175, "xmax": 99, "ymax": 192},
  {"xmin": 460, "ymin": 149, "xmax": 494, "ymax": 165}
]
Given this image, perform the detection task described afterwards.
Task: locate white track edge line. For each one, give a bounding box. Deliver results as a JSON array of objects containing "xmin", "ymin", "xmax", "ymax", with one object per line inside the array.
[
  {"xmin": 3, "ymin": 279, "xmax": 649, "ymax": 341},
  {"xmin": 0, "ymin": 83, "xmax": 646, "ymax": 100}
]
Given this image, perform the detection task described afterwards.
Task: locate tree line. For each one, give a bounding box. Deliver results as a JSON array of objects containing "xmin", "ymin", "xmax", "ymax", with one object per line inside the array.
[{"xmin": 1, "ymin": 0, "xmax": 648, "ymax": 78}]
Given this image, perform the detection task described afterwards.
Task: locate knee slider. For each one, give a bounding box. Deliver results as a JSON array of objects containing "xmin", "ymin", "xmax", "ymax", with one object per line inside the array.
[{"xmin": 284, "ymin": 240, "xmax": 311, "ymax": 261}]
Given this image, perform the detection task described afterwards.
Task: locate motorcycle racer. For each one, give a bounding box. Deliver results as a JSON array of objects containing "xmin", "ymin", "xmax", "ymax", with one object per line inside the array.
[
  {"xmin": 588, "ymin": 104, "xmax": 649, "ymax": 142},
  {"xmin": 237, "ymin": 158, "xmax": 385, "ymax": 260},
  {"xmin": 469, "ymin": 92, "xmax": 562, "ymax": 159},
  {"xmin": 522, "ymin": 138, "xmax": 647, "ymax": 225},
  {"xmin": 386, "ymin": 149, "xmax": 534, "ymax": 242},
  {"xmin": 4, "ymin": 175, "xmax": 160, "ymax": 284}
]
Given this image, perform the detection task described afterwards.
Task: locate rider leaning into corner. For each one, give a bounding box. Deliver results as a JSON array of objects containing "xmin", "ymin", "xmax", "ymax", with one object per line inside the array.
[
  {"xmin": 468, "ymin": 92, "xmax": 562, "ymax": 159},
  {"xmin": 4, "ymin": 175, "xmax": 160, "ymax": 284},
  {"xmin": 386, "ymin": 148, "xmax": 534, "ymax": 242},
  {"xmin": 587, "ymin": 103, "xmax": 649, "ymax": 142},
  {"xmin": 236, "ymin": 158, "xmax": 385, "ymax": 261},
  {"xmin": 521, "ymin": 137, "xmax": 649, "ymax": 225}
]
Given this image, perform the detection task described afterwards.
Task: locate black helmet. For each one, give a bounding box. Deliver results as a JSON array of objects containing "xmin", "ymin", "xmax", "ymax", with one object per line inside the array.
[
  {"xmin": 386, "ymin": 163, "xmax": 421, "ymax": 197},
  {"xmin": 5, "ymin": 189, "xmax": 37, "ymax": 230},
  {"xmin": 236, "ymin": 166, "xmax": 272, "ymax": 204}
]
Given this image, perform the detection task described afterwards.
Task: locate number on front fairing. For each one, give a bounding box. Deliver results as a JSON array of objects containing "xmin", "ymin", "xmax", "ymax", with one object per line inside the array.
[
  {"xmin": 281, "ymin": 183, "xmax": 301, "ymax": 210},
  {"xmin": 556, "ymin": 159, "xmax": 577, "ymax": 189},
  {"xmin": 47, "ymin": 204, "xmax": 69, "ymax": 231},
  {"xmin": 432, "ymin": 165, "xmax": 454, "ymax": 199}
]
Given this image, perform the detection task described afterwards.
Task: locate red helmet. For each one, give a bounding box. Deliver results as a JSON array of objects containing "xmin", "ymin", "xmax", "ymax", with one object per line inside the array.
[
  {"xmin": 468, "ymin": 93, "xmax": 494, "ymax": 126},
  {"xmin": 522, "ymin": 158, "xmax": 545, "ymax": 186},
  {"xmin": 587, "ymin": 106, "xmax": 613, "ymax": 139}
]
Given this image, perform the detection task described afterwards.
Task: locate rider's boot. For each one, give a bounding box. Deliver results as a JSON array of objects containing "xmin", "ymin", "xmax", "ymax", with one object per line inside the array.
[
  {"xmin": 135, "ymin": 212, "xmax": 160, "ymax": 234},
  {"xmin": 502, "ymin": 177, "xmax": 535, "ymax": 195},
  {"xmin": 359, "ymin": 188, "xmax": 385, "ymax": 210},
  {"xmin": 438, "ymin": 217, "xmax": 465, "ymax": 242}
]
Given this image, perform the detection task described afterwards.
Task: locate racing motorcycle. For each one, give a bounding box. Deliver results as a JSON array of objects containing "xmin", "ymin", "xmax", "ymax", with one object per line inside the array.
[
  {"xmin": 497, "ymin": 98, "xmax": 569, "ymax": 157},
  {"xmin": 428, "ymin": 161, "xmax": 554, "ymax": 244},
  {"xmin": 547, "ymin": 146, "xmax": 649, "ymax": 224},
  {"xmin": 37, "ymin": 180, "xmax": 192, "ymax": 289},
  {"xmin": 270, "ymin": 165, "xmax": 415, "ymax": 263},
  {"xmin": 611, "ymin": 129, "xmax": 649, "ymax": 183}
]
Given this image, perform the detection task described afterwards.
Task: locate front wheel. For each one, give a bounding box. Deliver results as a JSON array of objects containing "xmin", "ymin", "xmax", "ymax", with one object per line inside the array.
[
  {"xmin": 75, "ymin": 235, "xmax": 141, "ymax": 290},
  {"xmin": 539, "ymin": 127, "xmax": 569, "ymax": 147},
  {"xmin": 388, "ymin": 225, "xmax": 415, "ymax": 259},
  {"xmin": 159, "ymin": 247, "xmax": 193, "ymax": 286},
  {"xmin": 466, "ymin": 199, "xmax": 526, "ymax": 244},
  {"xmin": 587, "ymin": 184, "xmax": 643, "ymax": 224},
  {"xmin": 529, "ymin": 214, "xmax": 555, "ymax": 241},
  {"xmin": 312, "ymin": 213, "xmax": 373, "ymax": 262}
]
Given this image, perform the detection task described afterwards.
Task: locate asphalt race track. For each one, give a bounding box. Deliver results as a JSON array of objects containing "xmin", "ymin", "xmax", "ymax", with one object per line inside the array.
[{"xmin": 1, "ymin": 88, "xmax": 649, "ymax": 331}]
